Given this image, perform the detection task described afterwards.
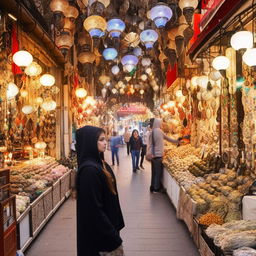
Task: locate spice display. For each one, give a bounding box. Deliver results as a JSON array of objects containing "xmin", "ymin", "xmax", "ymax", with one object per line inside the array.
[{"xmin": 198, "ymin": 212, "xmax": 224, "ymax": 226}]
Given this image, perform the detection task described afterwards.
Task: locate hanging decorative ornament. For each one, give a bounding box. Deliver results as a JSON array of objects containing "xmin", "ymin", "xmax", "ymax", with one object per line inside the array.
[
  {"xmin": 101, "ymin": 88, "xmax": 107, "ymax": 98},
  {"xmin": 111, "ymin": 65, "xmax": 120, "ymax": 75},
  {"xmin": 83, "ymin": 15, "xmax": 107, "ymax": 38},
  {"xmin": 99, "ymin": 75, "xmax": 110, "ymax": 85},
  {"xmin": 22, "ymin": 105, "xmax": 35, "ymax": 115},
  {"xmin": 212, "ymin": 85, "xmax": 221, "ymax": 97},
  {"xmin": 55, "ymin": 31, "xmax": 74, "ymax": 56},
  {"xmin": 133, "ymin": 47, "xmax": 142, "ymax": 57},
  {"xmin": 141, "ymin": 57, "xmax": 151, "ymax": 67},
  {"xmin": 121, "ymin": 55, "xmax": 139, "ymax": 72},
  {"xmin": 230, "ymin": 31, "xmax": 253, "ymax": 51},
  {"xmin": 140, "ymin": 29, "xmax": 158, "ymax": 49},
  {"xmin": 88, "ymin": 0, "xmax": 110, "ymax": 8},
  {"xmin": 25, "ymin": 62, "xmax": 42, "ymax": 77},
  {"xmin": 197, "ymin": 75, "xmax": 209, "ymax": 90},
  {"xmin": 140, "ymin": 89, "xmax": 144, "ymax": 95},
  {"xmin": 209, "ymin": 70, "xmax": 222, "ymax": 81},
  {"xmin": 176, "ymin": 90, "xmax": 183, "ymax": 98},
  {"xmin": 107, "ymin": 18, "xmax": 125, "ymax": 38},
  {"xmin": 42, "ymin": 99, "xmax": 57, "ymax": 111},
  {"xmin": 146, "ymin": 68, "xmax": 152, "ymax": 74},
  {"xmin": 102, "ymin": 48, "xmax": 118, "ymax": 60},
  {"xmin": 119, "ymin": 88, "xmax": 125, "ymax": 95},
  {"xmin": 20, "ymin": 89, "xmax": 28, "ymax": 98},
  {"xmin": 179, "ymin": 0, "xmax": 198, "ymax": 24},
  {"xmin": 112, "ymin": 88, "xmax": 118, "ymax": 94},
  {"xmin": 64, "ymin": 4, "xmax": 79, "ymax": 21},
  {"xmin": 141, "ymin": 74, "xmax": 147, "ymax": 81},
  {"xmin": 13, "ymin": 50, "xmax": 33, "ymax": 67},
  {"xmin": 75, "ymin": 88, "xmax": 87, "ymax": 98},
  {"xmin": 40, "ymin": 74, "xmax": 55, "ymax": 87},
  {"xmin": 78, "ymin": 51, "xmax": 95, "ymax": 64},
  {"xmin": 7, "ymin": 82, "xmax": 19, "ymax": 99},
  {"xmin": 35, "ymin": 141, "xmax": 47, "ymax": 149},
  {"xmin": 212, "ymin": 56, "xmax": 230, "ymax": 70},
  {"xmin": 242, "ymin": 48, "xmax": 256, "ymax": 66},
  {"xmin": 149, "ymin": 2, "xmax": 173, "ymax": 28},
  {"xmin": 35, "ymin": 97, "xmax": 43, "ymax": 105},
  {"xmin": 123, "ymin": 32, "xmax": 140, "ymax": 47}
]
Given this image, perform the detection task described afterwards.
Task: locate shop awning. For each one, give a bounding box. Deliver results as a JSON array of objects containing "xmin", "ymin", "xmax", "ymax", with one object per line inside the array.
[{"xmin": 117, "ymin": 105, "xmax": 147, "ymax": 117}]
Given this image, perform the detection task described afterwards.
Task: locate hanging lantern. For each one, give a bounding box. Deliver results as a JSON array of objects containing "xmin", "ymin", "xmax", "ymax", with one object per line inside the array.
[
  {"xmin": 153, "ymin": 85, "xmax": 159, "ymax": 92},
  {"xmin": 64, "ymin": 4, "xmax": 79, "ymax": 21},
  {"xmin": 209, "ymin": 70, "xmax": 222, "ymax": 81},
  {"xmin": 176, "ymin": 90, "xmax": 183, "ymax": 97},
  {"xmin": 133, "ymin": 47, "xmax": 142, "ymax": 57},
  {"xmin": 78, "ymin": 51, "xmax": 95, "ymax": 64},
  {"xmin": 141, "ymin": 57, "xmax": 151, "ymax": 67},
  {"xmin": 119, "ymin": 88, "xmax": 125, "ymax": 95},
  {"xmin": 112, "ymin": 88, "xmax": 117, "ymax": 94},
  {"xmin": 179, "ymin": 0, "xmax": 198, "ymax": 24},
  {"xmin": 140, "ymin": 89, "xmax": 144, "ymax": 95},
  {"xmin": 230, "ymin": 31, "xmax": 253, "ymax": 51},
  {"xmin": 102, "ymin": 48, "xmax": 118, "ymax": 60},
  {"xmin": 146, "ymin": 68, "xmax": 152, "ymax": 74},
  {"xmin": 84, "ymin": 96, "xmax": 96, "ymax": 106},
  {"xmin": 25, "ymin": 62, "xmax": 42, "ymax": 77},
  {"xmin": 20, "ymin": 89, "xmax": 28, "ymax": 98},
  {"xmin": 75, "ymin": 88, "xmax": 87, "ymax": 98},
  {"xmin": 111, "ymin": 65, "xmax": 120, "ymax": 75},
  {"xmin": 141, "ymin": 74, "xmax": 147, "ymax": 81},
  {"xmin": 42, "ymin": 99, "xmax": 57, "ymax": 111},
  {"xmin": 7, "ymin": 82, "xmax": 19, "ymax": 99},
  {"xmin": 22, "ymin": 105, "xmax": 34, "ymax": 115},
  {"xmin": 242, "ymin": 48, "xmax": 256, "ymax": 66},
  {"xmin": 121, "ymin": 55, "xmax": 139, "ymax": 72},
  {"xmin": 63, "ymin": 17, "xmax": 75, "ymax": 33},
  {"xmin": 56, "ymin": 31, "xmax": 74, "ymax": 56},
  {"xmin": 13, "ymin": 50, "xmax": 33, "ymax": 67},
  {"xmin": 107, "ymin": 18, "xmax": 125, "ymax": 38},
  {"xmin": 212, "ymin": 86, "xmax": 221, "ymax": 97},
  {"xmin": 140, "ymin": 29, "xmax": 158, "ymax": 49},
  {"xmin": 50, "ymin": 0, "xmax": 68, "ymax": 13},
  {"xmin": 88, "ymin": 0, "xmax": 110, "ymax": 8},
  {"xmin": 212, "ymin": 56, "xmax": 230, "ymax": 70},
  {"xmin": 124, "ymin": 32, "xmax": 140, "ymax": 47},
  {"xmin": 101, "ymin": 88, "xmax": 107, "ymax": 98},
  {"xmin": 197, "ymin": 75, "xmax": 209, "ymax": 90},
  {"xmin": 99, "ymin": 75, "xmax": 110, "ymax": 85},
  {"xmin": 130, "ymin": 87, "xmax": 135, "ymax": 94},
  {"xmin": 83, "ymin": 15, "xmax": 107, "ymax": 38},
  {"xmin": 40, "ymin": 74, "xmax": 55, "ymax": 87},
  {"xmin": 35, "ymin": 97, "xmax": 43, "ymax": 105},
  {"xmin": 149, "ymin": 2, "xmax": 173, "ymax": 28},
  {"xmin": 35, "ymin": 141, "xmax": 47, "ymax": 149}
]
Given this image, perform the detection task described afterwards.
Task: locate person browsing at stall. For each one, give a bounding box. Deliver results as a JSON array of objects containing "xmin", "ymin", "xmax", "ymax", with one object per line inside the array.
[
  {"xmin": 129, "ymin": 129, "xmax": 143, "ymax": 172},
  {"xmin": 76, "ymin": 126, "xmax": 125, "ymax": 256},
  {"xmin": 123, "ymin": 127, "xmax": 131, "ymax": 156},
  {"xmin": 110, "ymin": 131, "xmax": 122, "ymax": 166}
]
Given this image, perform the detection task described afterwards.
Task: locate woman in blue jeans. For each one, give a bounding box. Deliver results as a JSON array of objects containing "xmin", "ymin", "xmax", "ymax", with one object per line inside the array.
[{"xmin": 129, "ymin": 129, "xmax": 143, "ymax": 172}]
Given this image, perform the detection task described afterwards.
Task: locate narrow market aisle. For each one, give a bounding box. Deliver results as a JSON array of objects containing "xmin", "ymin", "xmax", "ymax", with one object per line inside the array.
[{"xmin": 26, "ymin": 147, "xmax": 199, "ymax": 256}]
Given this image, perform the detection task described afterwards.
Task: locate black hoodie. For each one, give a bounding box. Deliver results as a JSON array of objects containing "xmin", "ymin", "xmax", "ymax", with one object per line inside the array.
[{"xmin": 76, "ymin": 126, "xmax": 124, "ymax": 256}]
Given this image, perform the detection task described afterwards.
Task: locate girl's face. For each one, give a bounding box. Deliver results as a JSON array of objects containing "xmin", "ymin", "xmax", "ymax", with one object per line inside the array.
[
  {"xmin": 97, "ymin": 133, "xmax": 107, "ymax": 153},
  {"xmin": 133, "ymin": 131, "xmax": 138, "ymax": 138}
]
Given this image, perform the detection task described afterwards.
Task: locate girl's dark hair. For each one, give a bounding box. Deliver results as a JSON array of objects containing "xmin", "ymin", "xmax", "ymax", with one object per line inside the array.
[
  {"xmin": 96, "ymin": 130, "xmax": 116, "ymax": 195},
  {"xmin": 132, "ymin": 129, "xmax": 139, "ymax": 136}
]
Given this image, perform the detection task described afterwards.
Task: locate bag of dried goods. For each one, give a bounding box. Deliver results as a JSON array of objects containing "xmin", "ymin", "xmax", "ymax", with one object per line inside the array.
[
  {"xmin": 233, "ymin": 247, "xmax": 256, "ymax": 256},
  {"xmin": 206, "ymin": 224, "xmax": 228, "ymax": 239}
]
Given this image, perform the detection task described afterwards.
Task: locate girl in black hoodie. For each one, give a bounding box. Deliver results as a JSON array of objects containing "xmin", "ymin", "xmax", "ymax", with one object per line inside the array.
[{"xmin": 76, "ymin": 126, "xmax": 125, "ymax": 256}]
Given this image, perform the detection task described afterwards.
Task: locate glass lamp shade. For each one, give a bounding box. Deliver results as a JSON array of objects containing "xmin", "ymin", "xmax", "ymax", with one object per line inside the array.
[
  {"xmin": 25, "ymin": 62, "xmax": 42, "ymax": 77},
  {"xmin": 179, "ymin": 0, "xmax": 198, "ymax": 9},
  {"xmin": 124, "ymin": 32, "xmax": 140, "ymax": 47},
  {"xmin": 176, "ymin": 90, "xmax": 183, "ymax": 97},
  {"xmin": 209, "ymin": 70, "xmax": 222, "ymax": 81},
  {"xmin": 146, "ymin": 67, "xmax": 152, "ymax": 74},
  {"xmin": 121, "ymin": 55, "xmax": 138, "ymax": 72},
  {"xmin": 99, "ymin": 75, "xmax": 110, "ymax": 85},
  {"xmin": 56, "ymin": 31, "xmax": 73, "ymax": 50},
  {"xmin": 140, "ymin": 89, "xmax": 144, "ymax": 95},
  {"xmin": 63, "ymin": 17, "xmax": 75, "ymax": 32},
  {"xmin": 20, "ymin": 89, "xmax": 28, "ymax": 98},
  {"xmin": 111, "ymin": 65, "xmax": 120, "ymax": 75},
  {"xmin": 197, "ymin": 75, "xmax": 209, "ymax": 90},
  {"xmin": 140, "ymin": 29, "xmax": 158, "ymax": 49},
  {"xmin": 231, "ymin": 31, "xmax": 253, "ymax": 50},
  {"xmin": 78, "ymin": 31, "xmax": 91, "ymax": 46},
  {"xmin": 35, "ymin": 141, "xmax": 47, "ymax": 149},
  {"xmin": 83, "ymin": 15, "xmax": 107, "ymax": 38},
  {"xmin": 22, "ymin": 105, "xmax": 34, "ymax": 115},
  {"xmin": 133, "ymin": 47, "xmax": 142, "ymax": 57},
  {"xmin": 64, "ymin": 5, "xmax": 79, "ymax": 20},
  {"xmin": 88, "ymin": 0, "xmax": 110, "ymax": 7},
  {"xmin": 103, "ymin": 48, "xmax": 118, "ymax": 60},
  {"xmin": 78, "ymin": 51, "xmax": 95, "ymax": 63},
  {"xmin": 50, "ymin": 0, "xmax": 69, "ymax": 13},
  {"xmin": 42, "ymin": 99, "xmax": 57, "ymax": 111},
  {"xmin": 149, "ymin": 3, "xmax": 173, "ymax": 28},
  {"xmin": 35, "ymin": 97, "xmax": 43, "ymax": 105},
  {"xmin": 212, "ymin": 56, "xmax": 230, "ymax": 70},
  {"xmin": 101, "ymin": 88, "xmax": 107, "ymax": 98},
  {"xmin": 107, "ymin": 19, "xmax": 125, "ymax": 38},
  {"xmin": 191, "ymin": 76, "xmax": 199, "ymax": 87},
  {"xmin": 242, "ymin": 48, "xmax": 256, "ymax": 66},
  {"xmin": 141, "ymin": 74, "xmax": 147, "ymax": 81},
  {"xmin": 112, "ymin": 88, "xmax": 117, "ymax": 94},
  {"xmin": 142, "ymin": 57, "xmax": 151, "ymax": 66},
  {"xmin": 40, "ymin": 74, "xmax": 55, "ymax": 87},
  {"xmin": 119, "ymin": 88, "xmax": 125, "ymax": 95},
  {"xmin": 7, "ymin": 82, "xmax": 19, "ymax": 99},
  {"xmin": 75, "ymin": 88, "xmax": 87, "ymax": 98},
  {"xmin": 13, "ymin": 50, "xmax": 33, "ymax": 67}
]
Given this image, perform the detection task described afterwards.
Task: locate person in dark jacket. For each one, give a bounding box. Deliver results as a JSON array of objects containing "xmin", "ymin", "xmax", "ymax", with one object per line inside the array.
[
  {"xmin": 76, "ymin": 125, "xmax": 125, "ymax": 256},
  {"xmin": 129, "ymin": 129, "xmax": 143, "ymax": 172}
]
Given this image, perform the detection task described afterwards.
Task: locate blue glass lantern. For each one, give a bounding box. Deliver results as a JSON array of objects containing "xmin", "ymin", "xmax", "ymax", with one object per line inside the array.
[
  {"xmin": 89, "ymin": 29, "xmax": 105, "ymax": 38},
  {"xmin": 121, "ymin": 55, "xmax": 139, "ymax": 72},
  {"xmin": 140, "ymin": 29, "xmax": 158, "ymax": 49},
  {"xmin": 149, "ymin": 3, "xmax": 173, "ymax": 28},
  {"xmin": 103, "ymin": 48, "xmax": 118, "ymax": 60},
  {"xmin": 111, "ymin": 65, "xmax": 120, "ymax": 75},
  {"xmin": 133, "ymin": 47, "xmax": 142, "ymax": 57},
  {"xmin": 107, "ymin": 18, "xmax": 126, "ymax": 38}
]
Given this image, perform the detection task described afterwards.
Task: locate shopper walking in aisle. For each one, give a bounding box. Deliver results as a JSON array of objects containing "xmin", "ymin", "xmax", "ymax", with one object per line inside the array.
[
  {"xmin": 139, "ymin": 127, "xmax": 149, "ymax": 169},
  {"xmin": 76, "ymin": 126, "xmax": 125, "ymax": 256},
  {"xmin": 110, "ymin": 131, "xmax": 122, "ymax": 166},
  {"xmin": 129, "ymin": 129, "xmax": 143, "ymax": 172},
  {"xmin": 123, "ymin": 127, "xmax": 131, "ymax": 155},
  {"xmin": 147, "ymin": 118, "xmax": 180, "ymax": 193}
]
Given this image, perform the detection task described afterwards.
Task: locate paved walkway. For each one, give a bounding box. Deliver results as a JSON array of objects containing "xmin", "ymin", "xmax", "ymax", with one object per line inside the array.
[{"xmin": 26, "ymin": 147, "xmax": 199, "ymax": 256}]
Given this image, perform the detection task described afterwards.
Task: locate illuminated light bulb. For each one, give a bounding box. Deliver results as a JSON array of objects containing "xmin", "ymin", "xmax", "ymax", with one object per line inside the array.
[
  {"xmin": 75, "ymin": 88, "xmax": 87, "ymax": 98},
  {"xmin": 13, "ymin": 50, "xmax": 33, "ymax": 67},
  {"xmin": 212, "ymin": 56, "xmax": 230, "ymax": 70},
  {"xmin": 40, "ymin": 74, "xmax": 55, "ymax": 87},
  {"xmin": 7, "ymin": 82, "xmax": 19, "ymax": 99}
]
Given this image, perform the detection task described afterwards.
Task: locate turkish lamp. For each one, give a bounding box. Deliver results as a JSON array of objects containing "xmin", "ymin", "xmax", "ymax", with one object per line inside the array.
[
  {"xmin": 146, "ymin": 68, "xmax": 152, "ymax": 74},
  {"xmin": 40, "ymin": 74, "xmax": 55, "ymax": 87},
  {"xmin": 25, "ymin": 62, "xmax": 42, "ymax": 77},
  {"xmin": 231, "ymin": 31, "xmax": 253, "ymax": 51},
  {"xmin": 130, "ymin": 88, "xmax": 135, "ymax": 94},
  {"xmin": 198, "ymin": 75, "xmax": 209, "ymax": 90},
  {"xmin": 120, "ymin": 88, "xmax": 125, "ymax": 95},
  {"xmin": 140, "ymin": 89, "xmax": 144, "ymax": 95},
  {"xmin": 99, "ymin": 75, "xmax": 110, "ymax": 85},
  {"xmin": 13, "ymin": 50, "xmax": 33, "ymax": 68},
  {"xmin": 140, "ymin": 29, "xmax": 158, "ymax": 49},
  {"xmin": 141, "ymin": 74, "xmax": 147, "ymax": 81},
  {"xmin": 112, "ymin": 88, "xmax": 117, "ymax": 94},
  {"xmin": 176, "ymin": 90, "xmax": 183, "ymax": 98},
  {"xmin": 42, "ymin": 99, "xmax": 57, "ymax": 111},
  {"xmin": 63, "ymin": 17, "xmax": 75, "ymax": 33},
  {"xmin": 111, "ymin": 65, "xmax": 120, "ymax": 75},
  {"xmin": 153, "ymin": 85, "xmax": 159, "ymax": 92},
  {"xmin": 83, "ymin": 15, "xmax": 107, "ymax": 38},
  {"xmin": 121, "ymin": 55, "xmax": 138, "ymax": 72},
  {"xmin": 35, "ymin": 141, "xmax": 47, "ymax": 150},
  {"xmin": 56, "ymin": 31, "xmax": 73, "ymax": 56},
  {"xmin": 212, "ymin": 86, "xmax": 221, "ymax": 97},
  {"xmin": 133, "ymin": 47, "xmax": 142, "ymax": 57},
  {"xmin": 22, "ymin": 105, "xmax": 35, "ymax": 115},
  {"xmin": 141, "ymin": 57, "xmax": 151, "ymax": 67},
  {"xmin": 20, "ymin": 89, "xmax": 28, "ymax": 98},
  {"xmin": 50, "ymin": 0, "xmax": 69, "ymax": 29},
  {"xmin": 35, "ymin": 97, "xmax": 43, "ymax": 105},
  {"xmin": 88, "ymin": 0, "xmax": 110, "ymax": 8},
  {"xmin": 75, "ymin": 88, "xmax": 87, "ymax": 98},
  {"xmin": 107, "ymin": 18, "xmax": 125, "ymax": 38},
  {"xmin": 212, "ymin": 56, "xmax": 230, "ymax": 70},
  {"xmin": 179, "ymin": 0, "xmax": 198, "ymax": 24},
  {"xmin": 64, "ymin": 4, "xmax": 79, "ymax": 21},
  {"xmin": 7, "ymin": 82, "xmax": 19, "ymax": 100},
  {"xmin": 78, "ymin": 51, "xmax": 95, "ymax": 64},
  {"xmin": 101, "ymin": 88, "xmax": 107, "ymax": 98},
  {"xmin": 242, "ymin": 48, "xmax": 256, "ymax": 66},
  {"xmin": 102, "ymin": 48, "xmax": 118, "ymax": 61},
  {"xmin": 167, "ymin": 101, "xmax": 175, "ymax": 108},
  {"xmin": 149, "ymin": 3, "xmax": 173, "ymax": 28},
  {"xmin": 209, "ymin": 70, "xmax": 222, "ymax": 81}
]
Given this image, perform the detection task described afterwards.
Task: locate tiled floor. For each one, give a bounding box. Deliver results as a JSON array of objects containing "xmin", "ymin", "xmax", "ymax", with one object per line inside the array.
[{"xmin": 26, "ymin": 147, "xmax": 199, "ymax": 256}]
